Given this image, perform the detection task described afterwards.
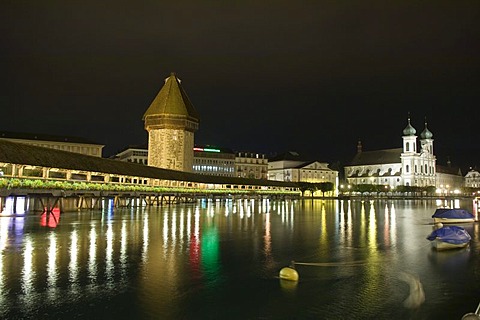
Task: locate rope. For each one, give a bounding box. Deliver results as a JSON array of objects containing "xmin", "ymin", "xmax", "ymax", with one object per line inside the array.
[
  {"xmin": 293, "ymin": 260, "xmax": 368, "ymax": 267},
  {"xmin": 292, "ymin": 241, "xmax": 432, "ymax": 268}
]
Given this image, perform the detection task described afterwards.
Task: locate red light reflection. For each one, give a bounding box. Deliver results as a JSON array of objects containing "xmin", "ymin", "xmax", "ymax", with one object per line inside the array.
[{"xmin": 40, "ymin": 208, "xmax": 61, "ymax": 228}]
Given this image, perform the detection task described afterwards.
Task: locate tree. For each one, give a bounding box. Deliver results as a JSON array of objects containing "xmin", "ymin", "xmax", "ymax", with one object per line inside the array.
[
  {"xmin": 352, "ymin": 184, "xmax": 377, "ymax": 193},
  {"xmin": 297, "ymin": 182, "xmax": 316, "ymax": 197},
  {"xmin": 425, "ymin": 186, "xmax": 436, "ymax": 196},
  {"xmin": 316, "ymin": 182, "xmax": 334, "ymax": 197}
]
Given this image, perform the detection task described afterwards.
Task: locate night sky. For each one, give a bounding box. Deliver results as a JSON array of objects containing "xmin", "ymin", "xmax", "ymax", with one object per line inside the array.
[{"xmin": 1, "ymin": 2, "xmax": 479, "ymax": 173}]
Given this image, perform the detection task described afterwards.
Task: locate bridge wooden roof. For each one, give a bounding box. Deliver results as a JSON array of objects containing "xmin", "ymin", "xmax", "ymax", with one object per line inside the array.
[{"xmin": 0, "ymin": 139, "xmax": 296, "ymax": 188}]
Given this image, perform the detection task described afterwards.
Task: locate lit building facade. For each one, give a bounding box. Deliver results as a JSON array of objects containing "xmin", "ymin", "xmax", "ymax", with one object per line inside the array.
[
  {"xmin": 0, "ymin": 131, "xmax": 104, "ymax": 157},
  {"xmin": 464, "ymin": 168, "xmax": 480, "ymax": 189},
  {"xmin": 111, "ymin": 144, "xmax": 148, "ymax": 165},
  {"xmin": 344, "ymin": 117, "xmax": 463, "ymax": 190},
  {"xmin": 268, "ymin": 151, "xmax": 338, "ymax": 195},
  {"xmin": 193, "ymin": 146, "xmax": 235, "ymax": 177},
  {"xmin": 235, "ymin": 152, "xmax": 268, "ymax": 179},
  {"xmin": 400, "ymin": 117, "xmax": 436, "ymax": 187},
  {"xmin": 435, "ymin": 163, "xmax": 464, "ymax": 193},
  {"xmin": 113, "ymin": 145, "xmax": 242, "ymax": 178},
  {"xmin": 143, "ymin": 72, "xmax": 199, "ymax": 172}
]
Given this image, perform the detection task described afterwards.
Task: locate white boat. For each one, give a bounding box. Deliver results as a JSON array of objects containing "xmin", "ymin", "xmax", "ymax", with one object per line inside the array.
[
  {"xmin": 433, "ymin": 217, "xmax": 476, "ymax": 224},
  {"xmin": 430, "ymin": 239, "xmax": 469, "ymax": 251},
  {"xmin": 433, "ymin": 216, "xmax": 476, "ymax": 224},
  {"xmin": 427, "ymin": 225, "xmax": 471, "ymax": 251},
  {"xmin": 432, "ymin": 208, "xmax": 475, "ymax": 224}
]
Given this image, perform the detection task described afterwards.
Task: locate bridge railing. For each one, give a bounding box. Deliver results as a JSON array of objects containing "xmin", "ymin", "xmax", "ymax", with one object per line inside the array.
[{"xmin": 0, "ymin": 177, "xmax": 301, "ymax": 198}]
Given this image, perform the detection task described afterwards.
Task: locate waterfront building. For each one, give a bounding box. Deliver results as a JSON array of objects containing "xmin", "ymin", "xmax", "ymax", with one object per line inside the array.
[
  {"xmin": 193, "ymin": 145, "xmax": 235, "ymax": 177},
  {"xmin": 344, "ymin": 117, "xmax": 463, "ymax": 191},
  {"xmin": 235, "ymin": 151, "xmax": 268, "ymax": 179},
  {"xmin": 267, "ymin": 151, "xmax": 338, "ymax": 196},
  {"xmin": 435, "ymin": 161, "xmax": 464, "ymax": 193},
  {"xmin": 143, "ymin": 72, "xmax": 199, "ymax": 172},
  {"xmin": 465, "ymin": 168, "xmax": 480, "ymax": 189},
  {"xmin": 112, "ymin": 144, "xmax": 251, "ymax": 178},
  {"xmin": 345, "ymin": 145, "xmax": 404, "ymax": 189},
  {"xmin": 110, "ymin": 144, "xmax": 148, "ymax": 164},
  {"xmin": 0, "ymin": 130, "xmax": 104, "ymax": 157}
]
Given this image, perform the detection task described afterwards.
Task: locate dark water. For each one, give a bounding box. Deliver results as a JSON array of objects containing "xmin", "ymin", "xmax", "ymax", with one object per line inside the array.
[{"xmin": 0, "ymin": 197, "xmax": 479, "ymax": 319}]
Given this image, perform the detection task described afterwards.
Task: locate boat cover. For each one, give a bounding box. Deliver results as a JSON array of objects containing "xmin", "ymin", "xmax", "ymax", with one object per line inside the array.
[
  {"xmin": 431, "ymin": 208, "xmax": 475, "ymax": 219},
  {"xmin": 426, "ymin": 225, "xmax": 471, "ymax": 244}
]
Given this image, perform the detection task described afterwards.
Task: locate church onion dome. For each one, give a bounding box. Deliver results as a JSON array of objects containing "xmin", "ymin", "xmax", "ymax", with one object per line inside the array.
[
  {"xmin": 420, "ymin": 122, "xmax": 433, "ymax": 139},
  {"xmin": 402, "ymin": 118, "xmax": 416, "ymax": 136}
]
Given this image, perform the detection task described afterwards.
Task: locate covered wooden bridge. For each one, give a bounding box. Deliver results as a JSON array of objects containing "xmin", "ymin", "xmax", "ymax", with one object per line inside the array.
[{"xmin": 0, "ymin": 139, "xmax": 300, "ymax": 212}]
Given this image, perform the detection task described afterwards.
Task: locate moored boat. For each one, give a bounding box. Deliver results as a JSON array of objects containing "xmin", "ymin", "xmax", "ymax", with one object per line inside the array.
[
  {"xmin": 430, "ymin": 239, "xmax": 469, "ymax": 250},
  {"xmin": 426, "ymin": 225, "xmax": 471, "ymax": 251},
  {"xmin": 431, "ymin": 208, "xmax": 475, "ymax": 224}
]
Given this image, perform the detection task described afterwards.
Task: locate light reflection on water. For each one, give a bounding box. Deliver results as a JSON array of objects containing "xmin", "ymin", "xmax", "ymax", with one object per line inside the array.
[
  {"xmin": 69, "ymin": 229, "xmax": 78, "ymax": 286},
  {"xmin": 0, "ymin": 198, "xmax": 478, "ymax": 319},
  {"xmin": 88, "ymin": 223, "xmax": 97, "ymax": 283}
]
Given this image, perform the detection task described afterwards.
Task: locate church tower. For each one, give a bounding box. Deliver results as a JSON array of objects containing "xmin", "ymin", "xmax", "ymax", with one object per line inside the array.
[
  {"xmin": 419, "ymin": 120, "xmax": 434, "ymax": 155},
  {"xmin": 402, "ymin": 116, "xmax": 417, "ymax": 154},
  {"xmin": 400, "ymin": 116, "xmax": 436, "ymax": 187},
  {"xmin": 400, "ymin": 116, "xmax": 417, "ymax": 186},
  {"xmin": 419, "ymin": 120, "xmax": 436, "ymax": 186},
  {"xmin": 143, "ymin": 73, "xmax": 199, "ymax": 172}
]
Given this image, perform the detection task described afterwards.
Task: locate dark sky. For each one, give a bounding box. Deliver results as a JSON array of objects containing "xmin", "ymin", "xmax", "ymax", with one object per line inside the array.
[{"xmin": 1, "ymin": 1, "xmax": 479, "ymax": 172}]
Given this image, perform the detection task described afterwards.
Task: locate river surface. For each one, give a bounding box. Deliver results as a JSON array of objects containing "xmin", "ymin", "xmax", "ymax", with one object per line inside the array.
[{"xmin": 0, "ymin": 197, "xmax": 479, "ymax": 319}]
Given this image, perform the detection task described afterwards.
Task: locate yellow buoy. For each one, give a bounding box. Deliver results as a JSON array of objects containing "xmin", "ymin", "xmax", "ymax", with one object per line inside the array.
[{"xmin": 279, "ymin": 267, "xmax": 299, "ymax": 281}]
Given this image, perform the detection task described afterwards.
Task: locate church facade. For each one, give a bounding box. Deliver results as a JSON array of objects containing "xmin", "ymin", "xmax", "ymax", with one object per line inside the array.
[{"xmin": 344, "ymin": 117, "xmax": 438, "ymax": 189}]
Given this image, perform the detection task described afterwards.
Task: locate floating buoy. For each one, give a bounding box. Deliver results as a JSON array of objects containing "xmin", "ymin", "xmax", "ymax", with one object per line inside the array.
[{"xmin": 279, "ymin": 267, "xmax": 299, "ymax": 281}]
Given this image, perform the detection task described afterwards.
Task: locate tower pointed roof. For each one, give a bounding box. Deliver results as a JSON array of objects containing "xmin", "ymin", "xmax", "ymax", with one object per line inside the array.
[{"xmin": 143, "ymin": 72, "xmax": 199, "ymax": 121}]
